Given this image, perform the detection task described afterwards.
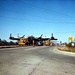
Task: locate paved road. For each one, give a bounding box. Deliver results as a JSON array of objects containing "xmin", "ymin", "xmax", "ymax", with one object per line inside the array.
[{"xmin": 0, "ymin": 46, "xmax": 75, "ymax": 75}]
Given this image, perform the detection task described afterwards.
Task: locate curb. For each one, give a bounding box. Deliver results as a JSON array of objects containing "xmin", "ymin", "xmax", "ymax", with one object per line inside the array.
[{"xmin": 53, "ymin": 48, "xmax": 75, "ymax": 57}]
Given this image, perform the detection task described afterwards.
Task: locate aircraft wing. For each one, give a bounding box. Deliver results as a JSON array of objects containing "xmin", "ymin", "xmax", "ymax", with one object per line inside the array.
[
  {"xmin": 9, "ymin": 37, "xmax": 20, "ymax": 40},
  {"xmin": 41, "ymin": 38, "xmax": 50, "ymax": 41}
]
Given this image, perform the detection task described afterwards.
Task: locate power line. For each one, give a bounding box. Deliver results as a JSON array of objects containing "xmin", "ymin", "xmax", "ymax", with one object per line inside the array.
[
  {"xmin": 0, "ymin": 15, "xmax": 75, "ymax": 24},
  {"xmin": 53, "ymin": 31, "xmax": 75, "ymax": 34},
  {"xmin": 1, "ymin": 0, "xmax": 75, "ymax": 19},
  {"xmin": 0, "ymin": 8, "xmax": 58, "ymax": 21},
  {"xmin": 18, "ymin": 0, "xmax": 75, "ymax": 18},
  {"xmin": 0, "ymin": 1, "xmax": 75, "ymax": 23},
  {"xmin": 0, "ymin": 0, "xmax": 75, "ymax": 23}
]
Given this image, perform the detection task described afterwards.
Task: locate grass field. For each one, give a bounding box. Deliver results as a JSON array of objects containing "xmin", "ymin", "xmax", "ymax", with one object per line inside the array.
[{"xmin": 58, "ymin": 46, "xmax": 75, "ymax": 52}]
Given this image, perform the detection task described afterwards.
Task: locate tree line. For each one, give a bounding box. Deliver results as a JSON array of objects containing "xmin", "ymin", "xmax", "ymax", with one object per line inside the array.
[{"xmin": 0, "ymin": 39, "xmax": 18, "ymax": 46}]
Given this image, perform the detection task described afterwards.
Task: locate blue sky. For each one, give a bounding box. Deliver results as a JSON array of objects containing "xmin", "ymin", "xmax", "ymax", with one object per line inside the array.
[{"xmin": 0, "ymin": 0, "xmax": 75, "ymax": 43}]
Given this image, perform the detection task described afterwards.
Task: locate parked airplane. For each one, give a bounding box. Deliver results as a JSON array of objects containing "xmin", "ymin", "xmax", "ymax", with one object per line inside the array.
[
  {"xmin": 9, "ymin": 33, "xmax": 58, "ymax": 46},
  {"xmin": 24, "ymin": 33, "xmax": 57, "ymax": 46}
]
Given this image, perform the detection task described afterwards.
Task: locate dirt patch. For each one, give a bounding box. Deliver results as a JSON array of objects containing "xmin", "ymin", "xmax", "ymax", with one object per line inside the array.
[{"xmin": 58, "ymin": 46, "xmax": 75, "ymax": 52}]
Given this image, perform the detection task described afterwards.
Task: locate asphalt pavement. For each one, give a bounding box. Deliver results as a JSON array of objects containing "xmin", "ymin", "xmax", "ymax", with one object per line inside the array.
[{"xmin": 0, "ymin": 46, "xmax": 75, "ymax": 75}]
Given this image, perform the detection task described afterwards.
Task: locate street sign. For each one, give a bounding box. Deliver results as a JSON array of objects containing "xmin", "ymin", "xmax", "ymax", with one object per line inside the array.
[{"xmin": 68, "ymin": 36, "xmax": 73, "ymax": 42}]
